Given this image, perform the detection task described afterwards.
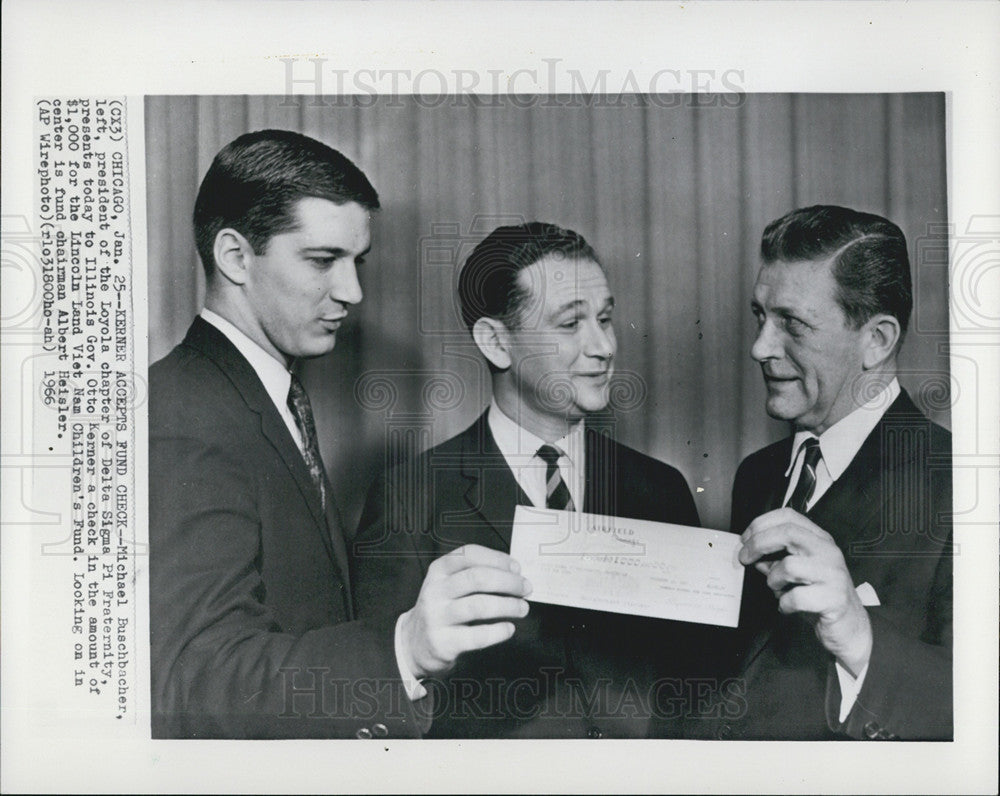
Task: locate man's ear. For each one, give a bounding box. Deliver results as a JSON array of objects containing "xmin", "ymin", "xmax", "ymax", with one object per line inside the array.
[
  {"xmin": 861, "ymin": 313, "xmax": 901, "ymax": 369},
  {"xmin": 472, "ymin": 317, "xmax": 512, "ymax": 370},
  {"xmin": 212, "ymin": 228, "xmax": 254, "ymax": 286}
]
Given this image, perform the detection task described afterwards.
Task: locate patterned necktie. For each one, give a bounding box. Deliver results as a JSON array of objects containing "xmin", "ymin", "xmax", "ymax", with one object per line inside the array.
[
  {"xmin": 537, "ymin": 444, "xmax": 575, "ymax": 511},
  {"xmin": 287, "ymin": 373, "xmax": 327, "ymax": 511},
  {"xmin": 787, "ymin": 437, "xmax": 822, "ymax": 514}
]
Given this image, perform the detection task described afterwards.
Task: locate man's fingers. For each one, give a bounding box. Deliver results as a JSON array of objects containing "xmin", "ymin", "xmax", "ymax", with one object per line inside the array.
[
  {"xmin": 740, "ymin": 521, "xmax": 839, "ymax": 565},
  {"xmin": 447, "ymin": 565, "xmax": 531, "ymax": 599},
  {"xmin": 430, "ymin": 544, "xmax": 521, "ymax": 577},
  {"xmin": 447, "ymin": 594, "xmax": 530, "ymax": 624},
  {"xmin": 754, "ymin": 560, "xmax": 776, "ymax": 577},
  {"xmin": 764, "ymin": 555, "xmax": 814, "ymax": 593},
  {"xmin": 739, "ymin": 524, "xmax": 799, "ymax": 565},
  {"xmin": 453, "ymin": 621, "xmax": 518, "ymax": 655},
  {"xmin": 406, "ymin": 548, "xmax": 532, "ymax": 677},
  {"xmin": 443, "ymin": 565, "xmax": 532, "ymax": 599},
  {"xmin": 742, "ymin": 508, "xmax": 831, "ymax": 544},
  {"xmin": 776, "ymin": 582, "xmax": 847, "ymax": 616}
]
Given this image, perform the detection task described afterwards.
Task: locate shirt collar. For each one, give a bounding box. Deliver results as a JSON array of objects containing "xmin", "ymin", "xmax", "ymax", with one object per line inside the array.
[
  {"xmin": 487, "ymin": 398, "xmax": 585, "ymax": 465},
  {"xmin": 785, "ymin": 378, "xmax": 901, "ymax": 479},
  {"xmin": 201, "ymin": 308, "xmax": 293, "ymax": 412}
]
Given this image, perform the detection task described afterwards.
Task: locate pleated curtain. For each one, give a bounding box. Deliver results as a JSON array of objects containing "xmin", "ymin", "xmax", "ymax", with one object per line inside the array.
[{"xmin": 145, "ymin": 93, "xmax": 949, "ymax": 531}]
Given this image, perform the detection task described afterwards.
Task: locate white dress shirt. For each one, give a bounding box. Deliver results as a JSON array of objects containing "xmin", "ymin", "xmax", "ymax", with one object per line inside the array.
[
  {"xmin": 200, "ymin": 310, "xmax": 425, "ymax": 701},
  {"xmin": 487, "ymin": 399, "xmax": 586, "ymax": 510},
  {"xmin": 781, "ymin": 377, "xmax": 901, "ymax": 721}
]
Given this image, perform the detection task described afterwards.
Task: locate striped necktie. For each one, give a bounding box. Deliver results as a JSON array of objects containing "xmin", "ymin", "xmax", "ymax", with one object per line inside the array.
[
  {"xmin": 287, "ymin": 373, "xmax": 327, "ymax": 511},
  {"xmin": 537, "ymin": 444, "xmax": 575, "ymax": 511},
  {"xmin": 787, "ymin": 437, "xmax": 822, "ymax": 514}
]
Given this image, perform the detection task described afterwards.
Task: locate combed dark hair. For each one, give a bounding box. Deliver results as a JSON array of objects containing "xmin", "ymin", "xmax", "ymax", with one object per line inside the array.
[
  {"xmin": 193, "ymin": 129, "xmax": 379, "ymax": 277},
  {"xmin": 457, "ymin": 222, "xmax": 599, "ymax": 332},
  {"xmin": 761, "ymin": 204, "xmax": 913, "ymax": 341}
]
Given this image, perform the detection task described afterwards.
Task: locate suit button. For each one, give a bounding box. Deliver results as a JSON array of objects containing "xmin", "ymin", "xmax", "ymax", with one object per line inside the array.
[
  {"xmin": 355, "ymin": 727, "xmax": 373, "ymax": 739},
  {"xmin": 717, "ymin": 724, "xmax": 733, "ymax": 740},
  {"xmin": 587, "ymin": 726, "xmax": 603, "ymax": 739},
  {"xmin": 863, "ymin": 722, "xmax": 881, "ymax": 739},
  {"xmin": 373, "ymin": 723, "xmax": 389, "ymax": 738}
]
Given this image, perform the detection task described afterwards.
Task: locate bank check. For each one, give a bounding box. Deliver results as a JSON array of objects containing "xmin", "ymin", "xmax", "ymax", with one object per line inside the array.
[{"xmin": 509, "ymin": 506, "xmax": 745, "ymax": 627}]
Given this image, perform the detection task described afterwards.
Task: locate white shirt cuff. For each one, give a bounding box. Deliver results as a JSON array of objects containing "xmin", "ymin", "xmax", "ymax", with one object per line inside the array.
[
  {"xmin": 394, "ymin": 610, "xmax": 428, "ymax": 702},
  {"xmin": 835, "ymin": 660, "xmax": 869, "ymax": 723}
]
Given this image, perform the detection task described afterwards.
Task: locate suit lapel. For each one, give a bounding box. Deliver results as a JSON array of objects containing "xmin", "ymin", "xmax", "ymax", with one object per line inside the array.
[
  {"xmin": 583, "ymin": 426, "xmax": 614, "ymax": 516},
  {"xmin": 737, "ymin": 438, "xmax": 802, "ymax": 674},
  {"xmin": 806, "ymin": 390, "xmax": 928, "ymax": 554},
  {"xmin": 806, "ymin": 457, "xmax": 879, "ymax": 553},
  {"xmin": 761, "ymin": 441, "xmax": 792, "ymax": 515},
  {"xmin": 182, "ymin": 317, "xmax": 339, "ymax": 569},
  {"xmin": 257, "ymin": 409, "xmax": 336, "ymax": 548},
  {"xmin": 459, "ymin": 413, "xmax": 532, "ymax": 550},
  {"xmin": 322, "ymin": 476, "xmax": 353, "ymax": 616}
]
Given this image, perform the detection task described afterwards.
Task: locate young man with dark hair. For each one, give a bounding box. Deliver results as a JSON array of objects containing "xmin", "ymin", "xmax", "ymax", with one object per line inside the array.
[
  {"xmin": 688, "ymin": 204, "xmax": 952, "ymax": 740},
  {"xmin": 353, "ymin": 222, "xmax": 704, "ymax": 738},
  {"xmin": 192, "ymin": 128, "xmax": 382, "ymax": 278},
  {"xmin": 150, "ymin": 130, "xmax": 529, "ymax": 739}
]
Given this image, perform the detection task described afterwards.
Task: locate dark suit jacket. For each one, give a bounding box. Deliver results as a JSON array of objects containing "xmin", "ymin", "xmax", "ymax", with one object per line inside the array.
[
  {"xmin": 686, "ymin": 390, "xmax": 953, "ymax": 740},
  {"xmin": 352, "ymin": 412, "xmax": 709, "ymax": 738},
  {"xmin": 149, "ymin": 317, "xmax": 424, "ymax": 739}
]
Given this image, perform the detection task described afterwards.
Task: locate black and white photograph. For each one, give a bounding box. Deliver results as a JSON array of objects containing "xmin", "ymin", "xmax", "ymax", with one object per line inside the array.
[
  {"xmin": 145, "ymin": 94, "xmax": 953, "ymax": 742},
  {"xmin": 2, "ymin": 2, "xmax": 998, "ymax": 793}
]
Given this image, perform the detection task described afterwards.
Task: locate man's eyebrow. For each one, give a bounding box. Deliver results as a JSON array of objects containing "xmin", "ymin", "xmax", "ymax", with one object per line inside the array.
[
  {"xmin": 773, "ymin": 305, "xmax": 806, "ymax": 318},
  {"xmin": 765, "ymin": 304, "xmax": 816, "ymax": 326},
  {"xmin": 551, "ymin": 298, "xmax": 587, "ymax": 315},
  {"xmin": 550, "ymin": 295, "xmax": 615, "ymax": 316},
  {"xmin": 299, "ymin": 245, "xmax": 371, "ymax": 257},
  {"xmin": 751, "ymin": 299, "xmax": 804, "ymax": 317}
]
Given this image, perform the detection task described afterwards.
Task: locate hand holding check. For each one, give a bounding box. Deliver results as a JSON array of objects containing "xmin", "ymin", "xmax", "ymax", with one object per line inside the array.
[
  {"xmin": 398, "ymin": 544, "xmax": 532, "ymax": 680},
  {"xmin": 739, "ymin": 507, "xmax": 872, "ymax": 677}
]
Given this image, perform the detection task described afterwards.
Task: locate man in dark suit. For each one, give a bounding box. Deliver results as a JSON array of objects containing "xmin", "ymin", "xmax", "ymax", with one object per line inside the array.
[
  {"xmin": 149, "ymin": 130, "xmax": 531, "ymax": 739},
  {"xmin": 689, "ymin": 205, "xmax": 952, "ymax": 740},
  {"xmin": 352, "ymin": 222, "xmax": 706, "ymax": 738}
]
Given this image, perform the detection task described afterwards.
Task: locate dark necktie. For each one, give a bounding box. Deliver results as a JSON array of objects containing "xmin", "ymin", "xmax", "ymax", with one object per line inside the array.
[
  {"xmin": 786, "ymin": 437, "xmax": 822, "ymax": 514},
  {"xmin": 537, "ymin": 444, "xmax": 575, "ymax": 511},
  {"xmin": 287, "ymin": 373, "xmax": 327, "ymax": 511}
]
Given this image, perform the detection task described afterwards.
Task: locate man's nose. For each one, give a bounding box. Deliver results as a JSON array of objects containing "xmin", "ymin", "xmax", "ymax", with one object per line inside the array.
[
  {"xmin": 583, "ymin": 319, "xmax": 616, "ymax": 360},
  {"xmin": 750, "ymin": 319, "xmax": 781, "ymax": 363},
  {"xmin": 330, "ymin": 261, "xmax": 363, "ymax": 305}
]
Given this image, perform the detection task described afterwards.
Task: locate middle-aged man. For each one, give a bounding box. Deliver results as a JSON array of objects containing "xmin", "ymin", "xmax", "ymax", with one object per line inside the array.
[
  {"xmin": 352, "ymin": 222, "xmax": 710, "ymax": 738},
  {"xmin": 687, "ymin": 204, "xmax": 953, "ymax": 741},
  {"xmin": 149, "ymin": 130, "xmax": 531, "ymax": 739}
]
